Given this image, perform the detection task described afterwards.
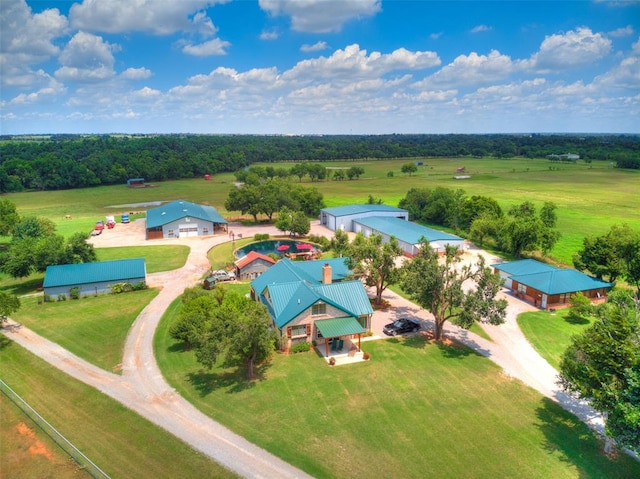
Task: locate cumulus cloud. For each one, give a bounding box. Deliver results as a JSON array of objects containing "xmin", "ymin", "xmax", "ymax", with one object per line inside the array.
[
  {"xmin": 609, "ymin": 25, "xmax": 634, "ymax": 37},
  {"xmin": 9, "ymin": 79, "xmax": 65, "ymax": 105},
  {"xmin": 181, "ymin": 38, "xmax": 231, "ymax": 56},
  {"xmin": 259, "ymin": 0, "xmax": 381, "ymax": 33},
  {"xmin": 526, "ymin": 27, "xmax": 612, "ymax": 72},
  {"xmin": 120, "ymin": 67, "xmax": 153, "ymax": 80},
  {"xmin": 301, "ymin": 41, "xmax": 329, "ymax": 53},
  {"xmin": 55, "ymin": 32, "xmax": 118, "ymax": 82},
  {"xmin": 1, "ymin": 0, "xmax": 68, "ymax": 87},
  {"xmin": 69, "ymin": 0, "xmax": 223, "ymax": 36},
  {"xmin": 416, "ymin": 50, "xmax": 516, "ymax": 89},
  {"xmin": 283, "ymin": 44, "xmax": 440, "ymax": 85}
]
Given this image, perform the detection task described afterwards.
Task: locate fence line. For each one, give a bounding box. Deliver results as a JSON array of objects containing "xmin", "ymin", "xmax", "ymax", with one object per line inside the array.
[{"xmin": 0, "ymin": 378, "xmax": 111, "ymax": 479}]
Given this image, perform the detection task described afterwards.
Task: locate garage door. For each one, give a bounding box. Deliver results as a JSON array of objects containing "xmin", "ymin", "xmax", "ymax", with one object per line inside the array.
[{"xmin": 179, "ymin": 224, "xmax": 198, "ymax": 237}]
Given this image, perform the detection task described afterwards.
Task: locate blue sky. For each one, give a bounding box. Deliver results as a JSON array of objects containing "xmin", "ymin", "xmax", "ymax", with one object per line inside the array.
[{"xmin": 1, "ymin": 0, "xmax": 638, "ymax": 134}]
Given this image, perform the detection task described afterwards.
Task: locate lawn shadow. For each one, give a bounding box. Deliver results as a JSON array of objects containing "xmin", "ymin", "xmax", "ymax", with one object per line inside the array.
[
  {"xmin": 187, "ymin": 362, "xmax": 272, "ymax": 396},
  {"xmin": 534, "ymin": 397, "xmax": 639, "ymax": 478},
  {"xmin": 0, "ymin": 333, "xmax": 13, "ymax": 350},
  {"xmin": 564, "ymin": 316, "xmax": 591, "ymax": 325}
]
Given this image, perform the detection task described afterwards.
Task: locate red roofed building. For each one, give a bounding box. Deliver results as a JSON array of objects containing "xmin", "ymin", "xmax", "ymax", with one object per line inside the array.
[{"xmin": 234, "ymin": 251, "xmax": 276, "ymax": 280}]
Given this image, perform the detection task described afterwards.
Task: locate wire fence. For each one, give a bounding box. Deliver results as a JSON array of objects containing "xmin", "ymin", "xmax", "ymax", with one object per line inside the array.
[{"xmin": 0, "ymin": 378, "xmax": 111, "ymax": 479}]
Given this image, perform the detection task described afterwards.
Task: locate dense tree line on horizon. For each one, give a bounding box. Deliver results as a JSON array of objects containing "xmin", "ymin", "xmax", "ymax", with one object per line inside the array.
[{"xmin": 1, "ymin": 134, "xmax": 638, "ymax": 193}]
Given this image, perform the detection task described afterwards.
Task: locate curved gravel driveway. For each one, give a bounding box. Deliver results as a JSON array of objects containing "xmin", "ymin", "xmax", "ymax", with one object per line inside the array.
[{"xmin": 1, "ymin": 220, "xmax": 614, "ymax": 475}]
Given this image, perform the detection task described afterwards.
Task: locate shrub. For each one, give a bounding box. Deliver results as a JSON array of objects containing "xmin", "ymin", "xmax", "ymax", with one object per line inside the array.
[
  {"xmin": 254, "ymin": 233, "xmax": 270, "ymax": 241},
  {"xmin": 43, "ymin": 294, "xmax": 52, "ymax": 303},
  {"xmin": 132, "ymin": 281, "xmax": 148, "ymax": 291},
  {"xmin": 69, "ymin": 287, "xmax": 80, "ymax": 300},
  {"xmin": 567, "ymin": 292, "xmax": 593, "ymax": 321},
  {"xmin": 290, "ymin": 342, "xmax": 311, "ymax": 354},
  {"xmin": 57, "ymin": 294, "xmax": 66, "ymax": 301}
]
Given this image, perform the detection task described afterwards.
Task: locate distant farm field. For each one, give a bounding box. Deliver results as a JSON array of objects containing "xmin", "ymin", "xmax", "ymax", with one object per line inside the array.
[{"xmin": 6, "ymin": 157, "xmax": 639, "ymax": 265}]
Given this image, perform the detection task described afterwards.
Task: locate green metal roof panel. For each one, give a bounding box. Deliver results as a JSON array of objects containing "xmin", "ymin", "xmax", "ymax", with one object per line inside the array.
[
  {"xmin": 293, "ymin": 257, "xmax": 351, "ymax": 282},
  {"xmin": 251, "ymin": 259, "xmax": 316, "ymax": 296},
  {"xmin": 353, "ymin": 216, "xmax": 462, "ymax": 245},
  {"xmin": 314, "ymin": 281, "xmax": 374, "ymax": 317},
  {"xmin": 268, "ymin": 282, "xmax": 318, "ymax": 327},
  {"xmin": 321, "ymin": 204, "xmax": 408, "ymax": 217},
  {"xmin": 315, "ymin": 317, "xmax": 366, "ymax": 338},
  {"xmin": 146, "ymin": 200, "xmax": 227, "ymax": 228},
  {"xmin": 512, "ymin": 269, "xmax": 613, "ymax": 295},
  {"xmin": 491, "ymin": 259, "xmax": 557, "ymax": 276},
  {"xmin": 43, "ymin": 258, "xmax": 146, "ymax": 288}
]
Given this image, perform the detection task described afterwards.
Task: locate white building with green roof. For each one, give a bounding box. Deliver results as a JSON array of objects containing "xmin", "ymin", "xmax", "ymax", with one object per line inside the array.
[
  {"xmin": 145, "ymin": 199, "xmax": 227, "ymax": 240},
  {"xmin": 43, "ymin": 258, "xmax": 146, "ymax": 299}
]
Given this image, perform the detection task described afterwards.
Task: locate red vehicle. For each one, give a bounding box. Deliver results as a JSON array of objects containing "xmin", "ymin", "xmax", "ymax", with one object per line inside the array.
[{"xmin": 95, "ymin": 221, "xmax": 105, "ymax": 231}]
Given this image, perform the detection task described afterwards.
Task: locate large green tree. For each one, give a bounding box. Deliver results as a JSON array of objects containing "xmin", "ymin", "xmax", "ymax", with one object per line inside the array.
[
  {"xmin": 0, "ymin": 291, "xmax": 20, "ymax": 324},
  {"xmin": 0, "ymin": 199, "xmax": 20, "ymax": 236},
  {"xmin": 188, "ymin": 290, "xmax": 276, "ymax": 380},
  {"xmin": 400, "ymin": 242, "xmax": 507, "ymax": 341},
  {"xmin": 573, "ymin": 224, "xmax": 640, "ymax": 294},
  {"xmin": 559, "ymin": 295, "xmax": 640, "ymax": 454},
  {"xmin": 498, "ymin": 201, "xmax": 560, "ymax": 257},
  {"xmin": 346, "ymin": 233, "xmax": 404, "ymax": 305}
]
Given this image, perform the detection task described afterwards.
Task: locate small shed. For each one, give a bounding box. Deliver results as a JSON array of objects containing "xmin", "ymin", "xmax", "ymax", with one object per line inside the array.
[
  {"xmin": 43, "ymin": 258, "xmax": 146, "ymax": 299},
  {"xmin": 145, "ymin": 200, "xmax": 227, "ymax": 240},
  {"xmin": 127, "ymin": 178, "xmax": 145, "ymax": 187},
  {"xmin": 235, "ymin": 251, "xmax": 276, "ymax": 280}
]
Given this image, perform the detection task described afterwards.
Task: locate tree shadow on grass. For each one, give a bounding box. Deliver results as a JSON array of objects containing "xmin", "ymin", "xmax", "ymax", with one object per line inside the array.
[
  {"xmin": 0, "ymin": 334, "xmax": 13, "ymax": 350},
  {"xmin": 564, "ymin": 316, "xmax": 591, "ymax": 325},
  {"xmin": 187, "ymin": 362, "xmax": 272, "ymax": 397},
  {"xmin": 534, "ymin": 397, "xmax": 640, "ymax": 478}
]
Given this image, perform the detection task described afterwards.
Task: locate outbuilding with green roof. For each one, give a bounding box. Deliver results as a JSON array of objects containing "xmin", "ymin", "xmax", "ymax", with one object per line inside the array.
[
  {"xmin": 319, "ymin": 204, "xmax": 409, "ymax": 232},
  {"xmin": 145, "ymin": 199, "xmax": 227, "ymax": 240},
  {"xmin": 492, "ymin": 259, "xmax": 613, "ymax": 309},
  {"xmin": 43, "ymin": 258, "xmax": 146, "ymax": 299}
]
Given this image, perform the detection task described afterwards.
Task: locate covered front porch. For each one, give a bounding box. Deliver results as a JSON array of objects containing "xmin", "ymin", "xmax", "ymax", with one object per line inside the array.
[{"xmin": 314, "ymin": 317, "xmax": 367, "ymax": 366}]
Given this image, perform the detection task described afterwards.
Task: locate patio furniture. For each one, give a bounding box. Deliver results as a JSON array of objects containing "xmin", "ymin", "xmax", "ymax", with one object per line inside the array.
[{"xmin": 331, "ymin": 340, "xmax": 337, "ymax": 351}]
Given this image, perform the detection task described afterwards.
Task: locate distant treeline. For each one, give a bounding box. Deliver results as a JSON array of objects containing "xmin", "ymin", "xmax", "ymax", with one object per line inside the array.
[{"xmin": 1, "ymin": 134, "xmax": 638, "ymax": 192}]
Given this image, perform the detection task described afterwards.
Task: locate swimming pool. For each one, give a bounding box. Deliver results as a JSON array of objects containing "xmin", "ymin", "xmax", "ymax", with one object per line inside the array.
[{"xmin": 234, "ymin": 239, "xmax": 320, "ymax": 258}]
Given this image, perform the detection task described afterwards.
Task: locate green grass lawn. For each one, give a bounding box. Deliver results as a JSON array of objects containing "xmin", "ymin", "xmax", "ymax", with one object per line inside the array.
[
  {"xmin": 155, "ymin": 300, "xmax": 639, "ymax": 479},
  {"xmin": 9, "ymin": 289, "xmax": 158, "ymax": 373},
  {"xmin": 517, "ymin": 309, "xmax": 594, "ymax": 370},
  {"xmin": 0, "ymin": 338, "xmax": 238, "ymax": 479},
  {"xmin": 95, "ymin": 245, "xmax": 190, "ymax": 273}
]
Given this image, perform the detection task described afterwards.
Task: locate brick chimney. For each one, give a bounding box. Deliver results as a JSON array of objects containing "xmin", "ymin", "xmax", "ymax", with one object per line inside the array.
[{"xmin": 322, "ymin": 263, "xmax": 332, "ymax": 284}]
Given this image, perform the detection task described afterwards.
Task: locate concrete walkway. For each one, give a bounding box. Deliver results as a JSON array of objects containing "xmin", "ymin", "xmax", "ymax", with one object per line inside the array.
[{"xmin": 0, "ymin": 219, "xmax": 615, "ymax": 474}]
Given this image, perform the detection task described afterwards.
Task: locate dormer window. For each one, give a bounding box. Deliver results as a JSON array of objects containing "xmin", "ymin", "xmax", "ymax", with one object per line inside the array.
[{"xmin": 312, "ymin": 303, "xmax": 326, "ymax": 316}]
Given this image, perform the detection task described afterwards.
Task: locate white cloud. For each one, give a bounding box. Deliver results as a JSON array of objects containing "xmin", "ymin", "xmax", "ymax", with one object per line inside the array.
[
  {"xmin": 120, "ymin": 67, "xmax": 153, "ymax": 80},
  {"xmin": 283, "ymin": 44, "xmax": 440, "ymax": 85},
  {"xmin": 9, "ymin": 80, "xmax": 65, "ymax": 105},
  {"xmin": 416, "ymin": 50, "xmax": 516, "ymax": 89},
  {"xmin": 55, "ymin": 32, "xmax": 118, "ymax": 82},
  {"xmin": 526, "ymin": 27, "xmax": 612, "ymax": 72},
  {"xmin": 301, "ymin": 41, "xmax": 329, "ymax": 53},
  {"xmin": 0, "ymin": 0, "xmax": 68, "ymax": 87},
  {"xmin": 259, "ymin": 0, "xmax": 381, "ymax": 33},
  {"xmin": 260, "ymin": 29, "xmax": 279, "ymax": 40},
  {"xmin": 471, "ymin": 25, "xmax": 492, "ymax": 34},
  {"xmin": 69, "ymin": 0, "xmax": 224, "ymax": 36},
  {"xmin": 430, "ymin": 32, "xmax": 443, "ymax": 40},
  {"xmin": 182, "ymin": 38, "xmax": 231, "ymax": 56},
  {"xmin": 609, "ymin": 25, "xmax": 634, "ymax": 37}
]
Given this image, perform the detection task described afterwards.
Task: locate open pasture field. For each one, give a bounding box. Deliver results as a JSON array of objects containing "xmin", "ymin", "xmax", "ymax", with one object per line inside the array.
[
  {"xmin": 6, "ymin": 157, "xmax": 639, "ymax": 265},
  {"xmin": 155, "ymin": 303, "xmax": 640, "ymax": 479},
  {"xmin": 0, "ymin": 340, "xmax": 238, "ymax": 479}
]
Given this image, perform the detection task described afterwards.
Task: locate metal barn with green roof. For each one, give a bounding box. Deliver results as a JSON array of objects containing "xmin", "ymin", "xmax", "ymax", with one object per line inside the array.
[
  {"xmin": 145, "ymin": 199, "xmax": 227, "ymax": 240},
  {"xmin": 319, "ymin": 204, "xmax": 409, "ymax": 232},
  {"xmin": 492, "ymin": 259, "xmax": 613, "ymax": 309},
  {"xmin": 352, "ymin": 216, "xmax": 464, "ymax": 255},
  {"xmin": 43, "ymin": 258, "xmax": 146, "ymax": 299},
  {"xmin": 251, "ymin": 258, "xmax": 373, "ymax": 355}
]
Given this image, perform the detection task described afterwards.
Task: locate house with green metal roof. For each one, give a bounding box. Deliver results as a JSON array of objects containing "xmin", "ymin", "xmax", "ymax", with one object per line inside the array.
[
  {"xmin": 43, "ymin": 258, "xmax": 146, "ymax": 299},
  {"xmin": 251, "ymin": 258, "xmax": 373, "ymax": 356},
  {"xmin": 319, "ymin": 204, "xmax": 408, "ymax": 232},
  {"xmin": 492, "ymin": 259, "xmax": 613, "ymax": 309},
  {"xmin": 352, "ymin": 216, "xmax": 464, "ymax": 255},
  {"xmin": 145, "ymin": 199, "xmax": 227, "ymax": 240}
]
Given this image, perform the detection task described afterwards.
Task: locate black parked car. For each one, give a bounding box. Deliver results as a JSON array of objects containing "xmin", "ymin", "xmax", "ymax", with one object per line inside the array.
[{"xmin": 382, "ymin": 318, "xmax": 421, "ymax": 336}]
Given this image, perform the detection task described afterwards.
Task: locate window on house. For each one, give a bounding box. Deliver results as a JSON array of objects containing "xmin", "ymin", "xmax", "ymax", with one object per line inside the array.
[
  {"xmin": 312, "ymin": 303, "xmax": 326, "ymax": 316},
  {"xmin": 291, "ymin": 324, "xmax": 307, "ymax": 338}
]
